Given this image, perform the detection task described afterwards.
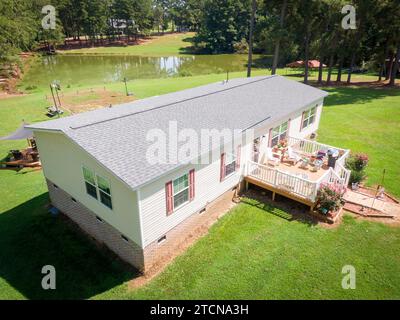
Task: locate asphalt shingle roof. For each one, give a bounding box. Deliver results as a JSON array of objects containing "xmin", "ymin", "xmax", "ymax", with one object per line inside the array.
[{"xmin": 27, "ymin": 75, "xmax": 328, "ymax": 190}]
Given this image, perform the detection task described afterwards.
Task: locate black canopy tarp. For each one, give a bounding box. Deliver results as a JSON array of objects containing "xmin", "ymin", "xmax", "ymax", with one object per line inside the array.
[{"xmin": 0, "ymin": 122, "xmax": 33, "ymax": 140}]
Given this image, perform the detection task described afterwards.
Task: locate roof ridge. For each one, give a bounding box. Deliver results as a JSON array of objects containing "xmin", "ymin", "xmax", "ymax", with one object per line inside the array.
[{"xmin": 69, "ymin": 75, "xmax": 277, "ymax": 130}]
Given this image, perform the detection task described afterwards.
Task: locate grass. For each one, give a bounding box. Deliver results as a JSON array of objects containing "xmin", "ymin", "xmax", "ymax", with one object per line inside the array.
[
  {"xmin": 0, "ymin": 70, "xmax": 399, "ymax": 299},
  {"xmin": 318, "ymin": 86, "xmax": 400, "ymax": 197},
  {"xmin": 61, "ymin": 33, "xmax": 195, "ymax": 56}
]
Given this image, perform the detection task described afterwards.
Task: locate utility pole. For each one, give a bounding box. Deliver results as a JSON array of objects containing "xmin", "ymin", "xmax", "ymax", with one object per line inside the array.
[
  {"xmin": 247, "ymin": 0, "xmax": 257, "ymax": 78},
  {"xmin": 123, "ymin": 77, "xmax": 129, "ymax": 96}
]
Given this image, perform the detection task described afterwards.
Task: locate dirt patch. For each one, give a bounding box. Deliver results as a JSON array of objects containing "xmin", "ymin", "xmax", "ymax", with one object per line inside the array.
[{"xmin": 47, "ymin": 88, "xmax": 136, "ymax": 113}]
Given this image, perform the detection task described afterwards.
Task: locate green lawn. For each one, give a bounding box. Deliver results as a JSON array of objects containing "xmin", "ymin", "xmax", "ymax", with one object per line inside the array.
[
  {"xmin": 0, "ymin": 71, "xmax": 399, "ymax": 299},
  {"xmin": 60, "ymin": 32, "xmax": 195, "ymax": 56}
]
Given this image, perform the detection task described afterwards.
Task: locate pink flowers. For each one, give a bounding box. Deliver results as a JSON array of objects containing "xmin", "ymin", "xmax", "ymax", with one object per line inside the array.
[{"xmin": 316, "ymin": 183, "xmax": 346, "ymax": 214}]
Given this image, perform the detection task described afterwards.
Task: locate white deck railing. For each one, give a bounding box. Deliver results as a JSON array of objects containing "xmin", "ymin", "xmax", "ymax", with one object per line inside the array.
[
  {"xmin": 246, "ymin": 161, "xmax": 319, "ymax": 201},
  {"xmin": 287, "ymin": 136, "xmax": 351, "ymax": 187},
  {"xmin": 246, "ymin": 137, "xmax": 351, "ymax": 202},
  {"xmin": 246, "ymin": 160, "xmax": 347, "ymax": 203}
]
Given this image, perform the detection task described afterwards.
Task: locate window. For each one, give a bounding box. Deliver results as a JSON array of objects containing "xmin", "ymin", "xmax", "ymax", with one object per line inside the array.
[
  {"xmin": 271, "ymin": 121, "xmax": 288, "ymax": 147},
  {"xmin": 83, "ymin": 167, "xmax": 97, "ymax": 199},
  {"xmin": 82, "ymin": 167, "xmax": 113, "ymax": 210},
  {"xmin": 302, "ymin": 106, "xmax": 317, "ymax": 130},
  {"xmin": 173, "ymin": 174, "xmax": 189, "ymax": 209},
  {"xmin": 224, "ymin": 153, "xmax": 237, "ymax": 177},
  {"xmin": 96, "ymin": 175, "xmax": 113, "ymax": 209}
]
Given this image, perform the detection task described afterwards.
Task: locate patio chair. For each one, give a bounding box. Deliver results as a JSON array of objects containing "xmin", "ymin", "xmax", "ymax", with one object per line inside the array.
[
  {"xmin": 284, "ymin": 146, "xmax": 301, "ymax": 165},
  {"xmin": 265, "ymin": 147, "xmax": 280, "ymax": 167}
]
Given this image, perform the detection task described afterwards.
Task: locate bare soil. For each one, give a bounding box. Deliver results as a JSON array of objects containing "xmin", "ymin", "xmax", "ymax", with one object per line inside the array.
[{"xmin": 47, "ymin": 88, "xmax": 136, "ymax": 114}]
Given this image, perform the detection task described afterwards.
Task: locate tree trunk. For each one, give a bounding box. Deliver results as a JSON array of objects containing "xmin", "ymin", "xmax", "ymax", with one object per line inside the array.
[
  {"xmin": 336, "ymin": 58, "xmax": 343, "ymax": 82},
  {"xmin": 326, "ymin": 55, "xmax": 334, "ymax": 85},
  {"xmin": 379, "ymin": 43, "xmax": 389, "ymax": 81},
  {"xmin": 347, "ymin": 51, "xmax": 356, "ymax": 84},
  {"xmin": 317, "ymin": 56, "xmax": 324, "ymax": 84},
  {"xmin": 389, "ymin": 43, "xmax": 400, "ymax": 86},
  {"xmin": 386, "ymin": 51, "xmax": 395, "ymax": 80},
  {"xmin": 247, "ymin": 0, "xmax": 257, "ymax": 78},
  {"xmin": 271, "ymin": 0, "xmax": 288, "ymax": 75},
  {"xmin": 304, "ymin": 34, "xmax": 310, "ymax": 84}
]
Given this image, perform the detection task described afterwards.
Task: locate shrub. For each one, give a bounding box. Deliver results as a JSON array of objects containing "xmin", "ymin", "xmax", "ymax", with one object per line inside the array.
[
  {"xmin": 346, "ymin": 153, "xmax": 369, "ymax": 171},
  {"xmin": 349, "ymin": 170, "xmax": 367, "ymax": 185},
  {"xmin": 316, "ymin": 183, "xmax": 346, "ymax": 215},
  {"xmin": 346, "ymin": 153, "xmax": 369, "ymax": 185},
  {"xmin": 233, "ymin": 39, "xmax": 249, "ymax": 54}
]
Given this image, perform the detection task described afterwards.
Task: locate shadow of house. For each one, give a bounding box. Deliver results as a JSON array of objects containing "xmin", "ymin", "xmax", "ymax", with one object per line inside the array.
[{"xmin": 0, "ymin": 193, "xmax": 136, "ymax": 299}]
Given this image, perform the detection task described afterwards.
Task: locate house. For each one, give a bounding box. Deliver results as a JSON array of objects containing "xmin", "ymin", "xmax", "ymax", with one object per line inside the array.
[{"xmin": 27, "ymin": 75, "xmax": 350, "ymax": 271}]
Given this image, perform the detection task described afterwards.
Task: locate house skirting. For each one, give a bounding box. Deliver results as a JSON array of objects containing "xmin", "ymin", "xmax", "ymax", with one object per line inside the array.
[
  {"xmin": 46, "ymin": 179, "xmax": 237, "ymax": 273},
  {"xmin": 46, "ymin": 179, "xmax": 145, "ymax": 271}
]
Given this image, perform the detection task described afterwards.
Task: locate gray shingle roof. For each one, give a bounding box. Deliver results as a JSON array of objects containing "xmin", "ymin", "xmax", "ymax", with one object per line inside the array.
[{"xmin": 27, "ymin": 75, "xmax": 328, "ymax": 190}]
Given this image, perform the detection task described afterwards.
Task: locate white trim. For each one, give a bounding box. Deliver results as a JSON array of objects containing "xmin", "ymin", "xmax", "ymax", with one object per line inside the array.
[{"xmin": 137, "ymin": 188, "xmax": 145, "ymax": 248}]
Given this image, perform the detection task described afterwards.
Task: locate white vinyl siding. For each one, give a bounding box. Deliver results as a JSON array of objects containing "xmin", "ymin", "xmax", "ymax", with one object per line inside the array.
[
  {"xmin": 34, "ymin": 131, "xmax": 142, "ymax": 246},
  {"xmin": 138, "ymin": 149, "xmax": 244, "ymax": 247}
]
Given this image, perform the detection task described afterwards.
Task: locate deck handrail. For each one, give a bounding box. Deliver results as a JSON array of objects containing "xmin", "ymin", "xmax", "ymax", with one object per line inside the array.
[
  {"xmin": 246, "ymin": 160, "xmax": 319, "ymax": 201},
  {"xmin": 287, "ymin": 136, "xmax": 350, "ymax": 163}
]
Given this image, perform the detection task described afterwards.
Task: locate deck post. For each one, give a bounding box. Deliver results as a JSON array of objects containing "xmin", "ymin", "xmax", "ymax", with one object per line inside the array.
[{"xmin": 272, "ymin": 191, "xmax": 276, "ymax": 201}]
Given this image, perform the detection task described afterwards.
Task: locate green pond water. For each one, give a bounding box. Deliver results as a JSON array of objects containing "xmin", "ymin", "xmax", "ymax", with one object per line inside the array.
[{"xmin": 21, "ymin": 54, "xmax": 269, "ymax": 90}]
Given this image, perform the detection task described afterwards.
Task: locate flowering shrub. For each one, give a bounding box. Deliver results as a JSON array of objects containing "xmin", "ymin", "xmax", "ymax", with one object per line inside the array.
[
  {"xmin": 316, "ymin": 183, "xmax": 346, "ymax": 215},
  {"xmin": 346, "ymin": 153, "xmax": 369, "ymax": 185}
]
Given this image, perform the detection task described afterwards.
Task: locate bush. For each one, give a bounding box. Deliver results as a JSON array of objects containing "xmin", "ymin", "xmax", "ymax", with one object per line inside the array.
[
  {"xmin": 346, "ymin": 153, "xmax": 369, "ymax": 185},
  {"xmin": 346, "ymin": 153, "xmax": 369, "ymax": 171},
  {"xmin": 232, "ymin": 39, "xmax": 249, "ymax": 54},
  {"xmin": 316, "ymin": 183, "xmax": 346, "ymax": 215},
  {"xmin": 349, "ymin": 170, "xmax": 367, "ymax": 185}
]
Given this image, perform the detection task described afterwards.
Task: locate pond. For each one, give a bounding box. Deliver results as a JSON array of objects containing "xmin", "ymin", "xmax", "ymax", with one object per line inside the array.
[{"xmin": 21, "ymin": 54, "xmax": 269, "ymax": 90}]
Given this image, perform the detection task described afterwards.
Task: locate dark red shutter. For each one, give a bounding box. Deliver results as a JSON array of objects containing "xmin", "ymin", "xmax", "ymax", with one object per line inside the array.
[
  {"xmin": 268, "ymin": 128, "xmax": 273, "ymax": 147},
  {"xmin": 189, "ymin": 169, "xmax": 195, "ymax": 200},
  {"xmin": 220, "ymin": 153, "xmax": 226, "ymax": 182},
  {"xmin": 236, "ymin": 145, "xmax": 241, "ymax": 170},
  {"xmin": 165, "ymin": 181, "xmax": 173, "ymax": 215},
  {"xmin": 300, "ymin": 111, "xmax": 305, "ymax": 131}
]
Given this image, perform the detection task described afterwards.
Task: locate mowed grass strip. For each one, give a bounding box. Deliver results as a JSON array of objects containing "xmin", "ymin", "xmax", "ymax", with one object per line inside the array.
[{"xmin": 61, "ymin": 33, "xmax": 195, "ymax": 56}]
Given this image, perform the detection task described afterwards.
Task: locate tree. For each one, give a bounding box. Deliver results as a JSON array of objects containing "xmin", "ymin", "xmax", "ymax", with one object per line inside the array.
[
  {"xmin": 271, "ymin": 0, "xmax": 287, "ymax": 75},
  {"xmin": 194, "ymin": 0, "xmax": 251, "ymax": 53},
  {"xmin": 247, "ymin": 0, "xmax": 257, "ymax": 77}
]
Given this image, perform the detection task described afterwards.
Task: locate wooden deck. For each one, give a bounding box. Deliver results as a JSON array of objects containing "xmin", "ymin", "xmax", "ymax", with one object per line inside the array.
[{"xmin": 245, "ymin": 175, "xmax": 315, "ymax": 209}]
